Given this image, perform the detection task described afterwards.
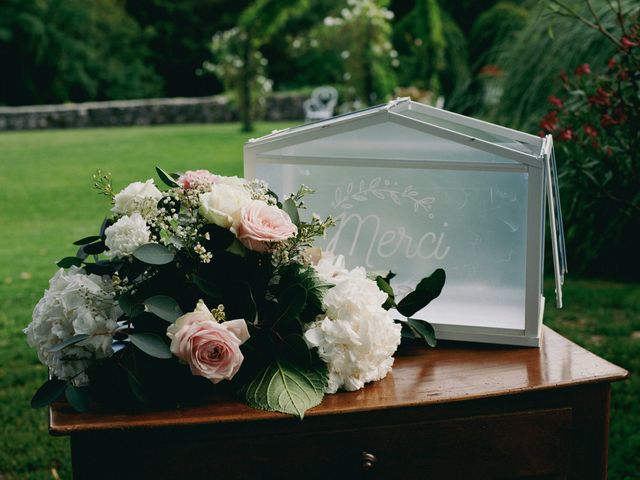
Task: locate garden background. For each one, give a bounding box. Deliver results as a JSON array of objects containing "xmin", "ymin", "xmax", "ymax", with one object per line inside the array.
[{"xmin": 1, "ymin": 0, "xmax": 639, "ymax": 478}]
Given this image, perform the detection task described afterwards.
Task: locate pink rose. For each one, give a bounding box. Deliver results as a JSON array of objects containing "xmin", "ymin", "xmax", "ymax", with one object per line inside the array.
[
  {"xmin": 166, "ymin": 301, "xmax": 249, "ymax": 383},
  {"xmin": 178, "ymin": 170, "xmax": 221, "ymax": 189},
  {"xmin": 232, "ymin": 200, "xmax": 298, "ymax": 252}
]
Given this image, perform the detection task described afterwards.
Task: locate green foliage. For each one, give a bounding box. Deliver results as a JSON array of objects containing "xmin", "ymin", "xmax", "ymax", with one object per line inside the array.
[
  {"xmin": 143, "ymin": 295, "xmax": 183, "ymax": 323},
  {"xmin": 539, "ymin": 7, "xmax": 640, "ymax": 276},
  {"xmin": 242, "ymin": 359, "xmax": 328, "ymax": 418},
  {"xmin": 480, "ymin": 0, "xmax": 638, "ymax": 131},
  {"xmin": 294, "ymin": 0, "xmax": 397, "ymax": 105},
  {"xmin": 0, "ymin": 0, "xmax": 162, "ymax": 105}
]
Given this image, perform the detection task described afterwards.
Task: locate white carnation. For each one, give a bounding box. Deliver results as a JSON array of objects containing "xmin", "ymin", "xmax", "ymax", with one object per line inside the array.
[
  {"xmin": 199, "ymin": 183, "xmax": 252, "ymax": 228},
  {"xmin": 104, "ymin": 213, "xmax": 151, "ymax": 258},
  {"xmin": 112, "ymin": 179, "xmax": 162, "ymax": 216},
  {"xmin": 305, "ymin": 264, "xmax": 401, "ymax": 394},
  {"xmin": 24, "ymin": 267, "xmax": 120, "ymax": 385},
  {"xmin": 313, "ymin": 251, "xmax": 349, "ymax": 283}
]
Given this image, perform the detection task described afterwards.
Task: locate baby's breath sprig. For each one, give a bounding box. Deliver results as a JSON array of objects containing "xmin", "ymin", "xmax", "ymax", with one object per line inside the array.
[{"xmin": 93, "ymin": 170, "xmax": 115, "ymax": 197}]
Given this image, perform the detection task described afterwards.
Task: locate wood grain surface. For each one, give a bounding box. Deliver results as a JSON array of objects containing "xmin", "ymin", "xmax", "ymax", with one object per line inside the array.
[{"xmin": 50, "ymin": 326, "xmax": 628, "ymax": 435}]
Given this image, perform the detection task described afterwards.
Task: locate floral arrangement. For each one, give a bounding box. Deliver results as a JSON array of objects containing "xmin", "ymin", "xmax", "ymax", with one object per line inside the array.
[{"xmin": 26, "ymin": 167, "xmax": 444, "ymax": 418}]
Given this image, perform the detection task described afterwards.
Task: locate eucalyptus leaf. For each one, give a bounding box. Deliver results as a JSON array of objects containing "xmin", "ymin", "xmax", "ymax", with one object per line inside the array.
[
  {"xmin": 133, "ymin": 243, "xmax": 174, "ymax": 265},
  {"xmin": 31, "ymin": 378, "xmax": 68, "ymax": 409},
  {"xmin": 126, "ymin": 370, "xmax": 146, "ymax": 402},
  {"xmin": 118, "ymin": 294, "xmax": 144, "ymax": 318},
  {"xmin": 156, "ymin": 166, "xmax": 180, "ymax": 188},
  {"xmin": 242, "ymin": 360, "xmax": 327, "ymax": 419},
  {"xmin": 56, "ymin": 257, "xmax": 83, "ymax": 269},
  {"xmin": 192, "ymin": 275, "xmax": 225, "ymax": 301},
  {"xmin": 129, "ymin": 333, "xmax": 172, "ymax": 359},
  {"xmin": 46, "ymin": 334, "xmax": 90, "ymax": 353},
  {"xmin": 396, "ymin": 268, "xmax": 446, "ymax": 317},
  {"xmin": 282, "ymin": 198, "xmax": 300, "ymax": 227},
  {"xmin": 226, "ymin": 239, "xmax": 246, "ymax": 257},
  {"xmin": 143, "ymin": 295, "xmax": 183, "ymax": 323},
  {"xmin": 65, "ymin": 385, "xmax": 91, "ymax": 412},
  {"xmin": 73, "ymin": 235, "xmax": 101, "ymax": 246}
]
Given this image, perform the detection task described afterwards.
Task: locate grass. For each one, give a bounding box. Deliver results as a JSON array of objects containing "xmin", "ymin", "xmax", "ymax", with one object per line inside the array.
[{"xmin": 0, "ymin": 123, "xmax": 638, "ymax": 479}]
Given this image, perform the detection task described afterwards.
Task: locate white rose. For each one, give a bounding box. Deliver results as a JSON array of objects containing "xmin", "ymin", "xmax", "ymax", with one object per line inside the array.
[
  {"xmin": 112, "ymin": 179, "xmax": 162, "ymax": 216},
  {"xmin": 305, "ymin": 264, "xmax": 401, "ymax": 394},
  {"xmin": 199, "ymin": 184, "xmax": 252, "ymax": 228},
  {"xmin": 24, "ymin": 267, "xmax": 120, "ymax": 385},
  {"xmin": 104, "ymin": 213, "xmax": 151, "ymax": 258},
  {"xmin": 217, "ymin": 175, "xmax": 248, "ymax": 188}
]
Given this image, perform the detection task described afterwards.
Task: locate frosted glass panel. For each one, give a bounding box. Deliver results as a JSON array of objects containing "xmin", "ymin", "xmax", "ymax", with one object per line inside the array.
[
  {"xmin": 397, "ymin": 109, "xmax": 540, "ymax": 155},
  {"xmin": 260, "ymin": 122, "xmax": 517, "ymax": 163},
  {"xmin": 256, "ymin": 163, "xmax": 528, "ymax": 330}
]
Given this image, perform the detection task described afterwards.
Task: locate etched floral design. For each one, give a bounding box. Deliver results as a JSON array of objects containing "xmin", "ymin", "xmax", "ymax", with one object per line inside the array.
[{"xmin": 331, "ymin": 177, "xmax": 435, "ymax": 216}]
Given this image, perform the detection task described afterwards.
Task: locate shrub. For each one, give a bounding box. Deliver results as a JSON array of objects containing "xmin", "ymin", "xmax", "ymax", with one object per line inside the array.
[{"xmin": 540, "ymin": 6, "xmax": 639, "ymax": 277}]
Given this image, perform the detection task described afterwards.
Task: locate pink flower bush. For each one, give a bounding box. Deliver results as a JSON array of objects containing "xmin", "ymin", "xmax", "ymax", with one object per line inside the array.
[
  {"xmin": 178, "ymin": 170, "xmax": 221, "ymax": 189},
  {"xmin": 232, "ymin": 200, "xmax": 298, "ymax": 252},
  {"xmin": 166, "ymin": 301, "xmax": 249, "ymax": 384}
]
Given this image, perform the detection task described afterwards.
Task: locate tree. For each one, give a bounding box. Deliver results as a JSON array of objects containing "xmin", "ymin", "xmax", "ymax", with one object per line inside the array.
[{"xmin": 0, "ymin": 0, "xmax": 162, "ymax": 105}]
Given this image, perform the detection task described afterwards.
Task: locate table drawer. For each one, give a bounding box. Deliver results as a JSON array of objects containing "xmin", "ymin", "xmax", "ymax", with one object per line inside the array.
[{"xmin": 73, "ymin": 407, "xmax": 571, "ymax": 479}]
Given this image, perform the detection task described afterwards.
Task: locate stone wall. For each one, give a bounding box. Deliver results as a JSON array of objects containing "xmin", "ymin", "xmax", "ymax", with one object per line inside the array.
[{"xmin": 0, "ymin": 94, "xmax": 306, "ymax": 130}]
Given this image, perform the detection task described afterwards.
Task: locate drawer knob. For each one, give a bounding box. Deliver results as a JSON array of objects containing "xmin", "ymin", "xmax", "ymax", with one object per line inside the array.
[{"xmin": 361, "ymin": 451, "xmax": 377, "ymax": 470}]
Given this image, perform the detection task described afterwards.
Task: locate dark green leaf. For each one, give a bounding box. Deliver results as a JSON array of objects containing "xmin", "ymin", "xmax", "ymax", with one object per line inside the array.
[
  {"xmin": 156, "ymin": 166, "xmax": 180, "ymax": 188},
  {"xmin": 76, "ymin": 246, "xmax": 89, "ymax": 261},
  {"xmin": 143, "ymin": 295, "xmax": 183, "ymax": 323},
  {"xmin": 192, "ymin": 275, "xmax": 225, "ymax": 301},
  {"xmin": 242, "ymin": 360, "xmax": 327, "ymax": 419},
  {"xmin": 99, "ymin": 217, "xmax": 112, "ymax": 237},
  {"xmin": 405, "ymin": 318, "xmax": 437, "ymax": 347},
  {"xmin": 282, "ymin": 334, "xmax": 312, "ymax": 367},
  {"xmin": 273, "ymin": 284, "xmax": 307, "ymax": 329},
  {"xmin": 132, "ymin": 243, "xmax": 174, "ymax": 265},
  {"xmin": 46, "ymin": 334, "xmax": 90, "ymax": 353},
  {"xmin": 282, "ymin": 198, "xmax": 300, "ymax": 227},
  {"xmin": 118, "ymin": 294, "xmax": 144, "ymax": 318},
  {"xmin": 226, "ymin": 239, "xmax": 246, "ymax": 257},
  {"xmin": 376, "ymin": 276, "xmax": 396, "ymax": 310},
  {"xmin": 56, "ymin": 257, "xmax": 83, "ymax": 269},
  {"xmin": 65, "ymin": 385, "xmax": 90, "ymax": 412},
  {"xmin": 198, "ymin": 223, "xmax": 235, "ymax": 251},
  {"xmin": 396, "ymin": 268, "xmax": 446, "ymax": 317},
  {"xmin": 73, "ymin": 235, "xmax": 101, "ymax": 246},
  {"xmin": 126, "ymin": 370, "xmax": 146, "ymax": 402},
  {"xmin": 83, "ymin": 241, "xmax": 106, "ymax": 255},
  {"xmin": 129, "ymin": 333, "xmax": 172, "ymax": 359},
  {"xmin": 31, "ymin": 378, "xmax": 68, "ymax": 409},
  {"xmin": 83, "ymin": 262, "xmax": 116, "ymax": 276}
]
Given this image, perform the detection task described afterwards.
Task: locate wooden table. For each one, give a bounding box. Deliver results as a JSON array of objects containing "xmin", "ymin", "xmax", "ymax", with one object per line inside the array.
[{"xmin": 50, "ymin": 327, "xmax": 628, "ymax": 480}]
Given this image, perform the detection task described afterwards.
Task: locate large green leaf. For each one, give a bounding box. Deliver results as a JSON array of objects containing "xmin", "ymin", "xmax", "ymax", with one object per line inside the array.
[
  {"xmin": 143, "ymin": 295, "xmax": 183, "ymax": 323},
  {"xmin": 396, "ymin": 268, "xmax": 446, "ymax": 317},
  {"xmin": 376, "ymin": 276, "xmax": 396, "ymax": 310},
  {"xmin": 73, "ymin": 235, "xmax": 101, "ymax": 246},
  {"xmin": 242, "ymin": 360, "xmax": 327, "ymax": 419},
  {"xmin": 129, "ymin": 333, "xmax": 172, "ymax": 359},
  {"xmin": 133, "ymin": 243, "xmax": 174, "ymax": 265},
  {"xmin": 31, "ymin": 378, "xmax": 68, "ymax": 409},
  {"xmin": 65, "ymin": 385, "xmax": 90, "ymax": 412},
  {"xmin": 46, "ymin": 334, "xmax": 90, "ymax": 353}
]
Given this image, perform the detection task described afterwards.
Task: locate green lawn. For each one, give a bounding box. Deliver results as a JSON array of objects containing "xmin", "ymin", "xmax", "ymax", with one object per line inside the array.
[{"xmin": 0, "ymin": 124, "xmax": 638, "ymax": 479}]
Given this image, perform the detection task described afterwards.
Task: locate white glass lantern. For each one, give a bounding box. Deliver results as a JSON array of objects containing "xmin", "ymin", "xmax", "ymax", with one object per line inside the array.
[{"xmin": 244, "ymin": 98, "xmax": 567, "ymax": 346}]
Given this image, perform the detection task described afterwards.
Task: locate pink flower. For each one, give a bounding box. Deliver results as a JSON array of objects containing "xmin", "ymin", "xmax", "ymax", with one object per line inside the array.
[
  {"xmin": 548, "ymin": 95, "xmax": 563, "ymax": 108},
  {"xmin": 166, "ymin": 301, "xmax": 249, "ymax": 384},
  {"xmin": 575, "ymin": 63, "xmax": 591, "ymax": 76},
  {"xmin": 232, "ymin": 200, "xmax": 297, "ymax": 252},
  {"xmin": 178, "ymin": 170, "xmax": 221, "ymax": 189}
]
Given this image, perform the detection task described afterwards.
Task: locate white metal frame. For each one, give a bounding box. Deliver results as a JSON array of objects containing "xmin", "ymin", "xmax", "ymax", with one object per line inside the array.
[{"xmin": 244, "ymin": 99, "xmax": 564, "ymax": 347}]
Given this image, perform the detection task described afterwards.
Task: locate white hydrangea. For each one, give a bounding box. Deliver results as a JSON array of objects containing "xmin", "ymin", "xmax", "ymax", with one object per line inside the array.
[
  {"xmin": 104, "ymin": 213, "xmax": 151, "ymax": 258},
  {"xmin": 24, "ymin": 267, "xmax": 120, "ymax": 385},
  {"xmin": 305, "ymin": 257, "xmax": 401, "ymax": 394},
  {"xmin": 112, "ymin": 179, "xmax": 162, "ymax": 217}
]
